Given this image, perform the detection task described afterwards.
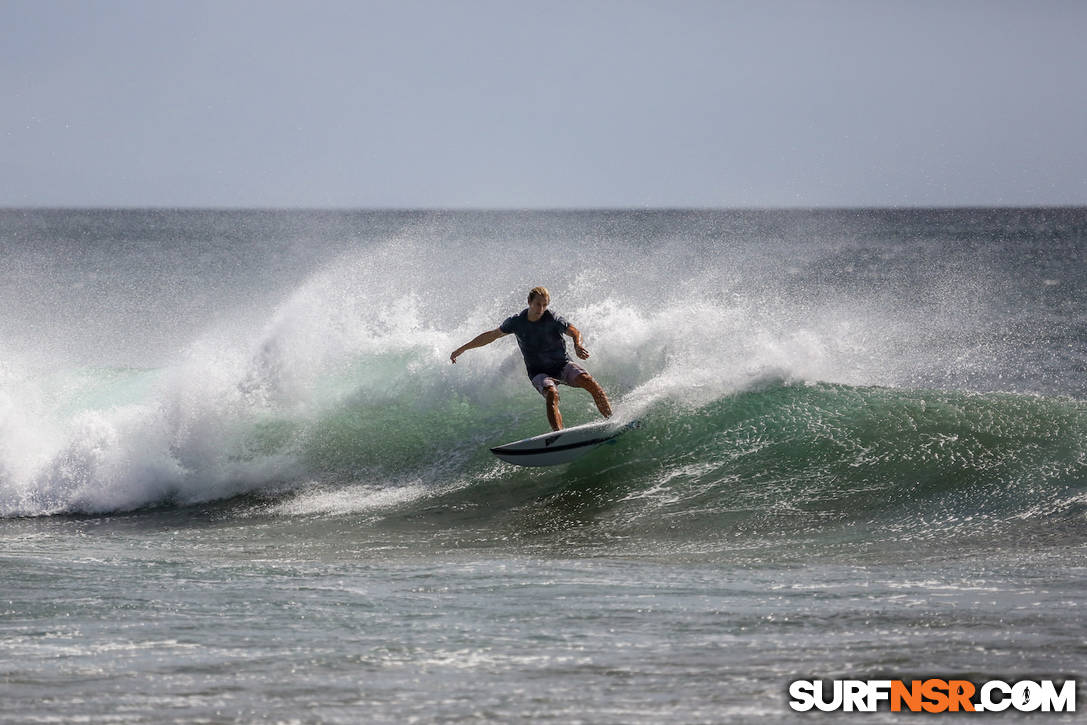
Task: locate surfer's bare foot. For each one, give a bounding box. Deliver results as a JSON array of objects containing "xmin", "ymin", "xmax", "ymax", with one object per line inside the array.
[{"xmin": 595, "ymin": 392, "xmax": 613, "ymax": 418}]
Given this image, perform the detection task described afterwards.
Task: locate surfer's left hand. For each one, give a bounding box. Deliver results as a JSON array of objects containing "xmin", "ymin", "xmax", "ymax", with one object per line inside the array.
[{"xmin": 574, "ymin": 344, "xmax": 590, "ymax": 360}]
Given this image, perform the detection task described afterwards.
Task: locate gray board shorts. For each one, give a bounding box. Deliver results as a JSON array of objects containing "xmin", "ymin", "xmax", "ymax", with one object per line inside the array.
[{"xmin": 531, "ymin": 362, "xmax": 588, "ymax": 396}]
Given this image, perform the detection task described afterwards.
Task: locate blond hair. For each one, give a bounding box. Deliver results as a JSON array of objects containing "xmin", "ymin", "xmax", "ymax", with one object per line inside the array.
[{"xmin": 528, "ymin": 286, "xmax": 551, "ymax": 304}]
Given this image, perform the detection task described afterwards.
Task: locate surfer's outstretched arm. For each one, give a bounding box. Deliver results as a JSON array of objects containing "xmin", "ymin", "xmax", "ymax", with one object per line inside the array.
[{"xmin": 450, "ymin": 328, "xmax": 507, "ymax": 363}]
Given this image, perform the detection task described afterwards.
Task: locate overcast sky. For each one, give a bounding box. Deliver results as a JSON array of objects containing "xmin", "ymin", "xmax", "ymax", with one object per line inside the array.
[{"xmin": 2, "ymin": 0, "xmax": 1085, "ymax": 208}]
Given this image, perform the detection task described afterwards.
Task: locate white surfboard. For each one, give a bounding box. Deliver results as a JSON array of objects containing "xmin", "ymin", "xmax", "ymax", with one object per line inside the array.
[{"xmin": 490, "ymin": 419, "xmax": 641, "ymax": 467}]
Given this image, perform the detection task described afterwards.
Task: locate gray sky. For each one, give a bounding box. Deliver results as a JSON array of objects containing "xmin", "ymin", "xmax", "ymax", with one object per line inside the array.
[{"xmin": 2, "ymin": 0, "xmax": 1085, "ymax": 208}]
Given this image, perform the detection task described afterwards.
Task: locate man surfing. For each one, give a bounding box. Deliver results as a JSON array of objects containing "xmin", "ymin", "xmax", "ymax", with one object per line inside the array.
[{"xmin": 450, "ymin": 286, "xmax": 612, "ymax": 431}]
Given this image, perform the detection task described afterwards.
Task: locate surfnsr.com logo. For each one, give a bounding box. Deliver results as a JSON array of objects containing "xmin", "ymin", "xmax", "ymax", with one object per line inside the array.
[{"xmin": 789, "ymin": 679, "xmax": 1076, "ymax": 713}]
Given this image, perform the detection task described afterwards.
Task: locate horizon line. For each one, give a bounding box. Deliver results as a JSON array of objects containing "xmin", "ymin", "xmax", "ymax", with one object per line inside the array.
[{"xmin": 2, "ymin": 204, "xmax": 1086, "ymax": 213}]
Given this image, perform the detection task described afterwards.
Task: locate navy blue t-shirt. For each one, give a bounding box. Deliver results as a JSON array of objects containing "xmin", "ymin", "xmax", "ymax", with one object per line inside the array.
[{"xmin": 499, "ymin": 309, "xmax": 570, "ymax": 378}]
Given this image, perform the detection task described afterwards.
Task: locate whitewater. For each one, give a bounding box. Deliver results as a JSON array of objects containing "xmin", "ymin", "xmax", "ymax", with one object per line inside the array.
[{"xmin": 1, "ymin": 209, "xmax": 1084, "ymax": 722}]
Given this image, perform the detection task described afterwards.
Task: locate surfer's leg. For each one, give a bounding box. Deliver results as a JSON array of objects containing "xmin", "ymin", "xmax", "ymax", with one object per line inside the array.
[
  {"xmin": 572, "ymin": 373, "xmax": 612, "ymax": 419},
  {"xmin": 533, "ymin": 373, "xmax": 564, "ymax": 430},
  {"xmin": 545, "ymin": 386, "xmax": 563, "ymax": 430}
]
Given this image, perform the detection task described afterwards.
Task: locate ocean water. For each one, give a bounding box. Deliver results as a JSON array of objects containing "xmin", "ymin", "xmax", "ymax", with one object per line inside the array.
[{"xmin": 1, "ymin": 208, "xmax": 1084, "ymax": 722}]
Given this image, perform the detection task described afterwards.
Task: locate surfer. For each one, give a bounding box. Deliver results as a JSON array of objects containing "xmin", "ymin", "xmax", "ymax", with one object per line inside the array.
[{"xmin": 450, "ymin": 286, "xmax": 612, "ymax": 431}]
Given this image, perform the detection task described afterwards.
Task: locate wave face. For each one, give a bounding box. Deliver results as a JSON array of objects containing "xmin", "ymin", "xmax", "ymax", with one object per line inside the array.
[{"xmin": 1, "ymin": 209, "xmax": 1085, "ymax": 543}]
